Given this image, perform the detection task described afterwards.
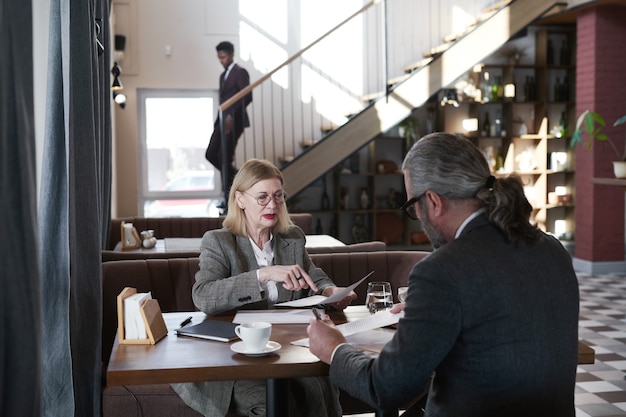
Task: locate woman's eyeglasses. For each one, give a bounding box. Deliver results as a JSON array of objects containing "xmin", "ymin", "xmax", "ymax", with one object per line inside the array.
[
  {"xmin": 244, "ymin": 191, "xmax": 287, "ymax": 206},
  {"xmin": 400, "ymin": 194, "xmax": 424, "ymax": 220}
]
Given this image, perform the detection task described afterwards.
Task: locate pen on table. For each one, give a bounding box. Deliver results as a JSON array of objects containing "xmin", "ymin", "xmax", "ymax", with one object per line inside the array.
[{"xmin": 179, "ymin": 316, "xmax": 193, "ymax": 328}]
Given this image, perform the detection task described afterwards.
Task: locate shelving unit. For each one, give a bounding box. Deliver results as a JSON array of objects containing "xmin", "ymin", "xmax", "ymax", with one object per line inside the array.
[
  {"xmin": 292, "ymin": 25, "xmax": 577, "ymax": 247},
  {"xmin": 335, "ymin": 135, "xmax": 408, "ymax": 245},
  {"xmin": 450, "ymin": 26, "xmax": 576, "ymax": 240},
  {"xmin": 290, "ymin": 134, "xmax": 429, "ymax": 248}
]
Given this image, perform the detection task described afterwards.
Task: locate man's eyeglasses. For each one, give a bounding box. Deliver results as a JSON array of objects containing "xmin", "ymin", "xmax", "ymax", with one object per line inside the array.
[
  {"xmin": 244, "ymin": 191, "xmax": 287, "ymax": 206},
  {"xmin": 400, "ymin": 194, "xmax": 424, "ymax": 220}
]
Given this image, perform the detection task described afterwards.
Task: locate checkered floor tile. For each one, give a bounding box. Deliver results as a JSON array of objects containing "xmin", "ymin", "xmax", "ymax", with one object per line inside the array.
[{"xmin": 576, "ymin": 272, "xmax": 626, "ymax": 417}]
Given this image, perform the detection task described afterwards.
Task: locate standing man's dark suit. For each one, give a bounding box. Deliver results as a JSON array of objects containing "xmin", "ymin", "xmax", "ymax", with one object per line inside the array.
[{"xmin": 205, "ymin": 41, "xmax": 252, "ymax": 199}]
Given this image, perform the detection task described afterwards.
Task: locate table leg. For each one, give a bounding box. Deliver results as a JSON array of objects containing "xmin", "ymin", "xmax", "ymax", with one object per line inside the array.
[{"xmin": 267, "ymin": 378, "xmax": 290, "ymax": 417}]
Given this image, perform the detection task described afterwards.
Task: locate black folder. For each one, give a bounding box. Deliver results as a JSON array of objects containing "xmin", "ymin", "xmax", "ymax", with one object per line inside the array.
[{"xmin": 175, "ymin": 319, "xmax": 238, "ymax": 342}]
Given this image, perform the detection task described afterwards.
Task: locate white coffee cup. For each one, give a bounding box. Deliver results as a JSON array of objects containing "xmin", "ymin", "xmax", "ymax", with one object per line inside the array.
[{"xmin": 235, "ymin": 322, "xmax": 272, "ymax": 353}]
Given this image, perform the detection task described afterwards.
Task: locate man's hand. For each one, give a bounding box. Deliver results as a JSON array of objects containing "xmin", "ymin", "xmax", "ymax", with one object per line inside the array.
[
  {"xmin": 307, "ymin": 315, "xmax": 346, "ymax": 364},
  {"xmin": 224, "ymin": 115, "xmax": 234, "ymax": 134}
]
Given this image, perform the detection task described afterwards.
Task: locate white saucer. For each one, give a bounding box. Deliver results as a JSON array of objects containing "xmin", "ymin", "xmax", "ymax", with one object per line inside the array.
[{"xmin": 230, "ymin": 341, "xmax": 281, "ymax": 357}]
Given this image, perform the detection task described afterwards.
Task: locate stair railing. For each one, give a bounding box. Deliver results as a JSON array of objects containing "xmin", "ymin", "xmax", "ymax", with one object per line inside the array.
[{"xmin": 213, "ymin": 0, "xmax": 523, "ymax": 197}]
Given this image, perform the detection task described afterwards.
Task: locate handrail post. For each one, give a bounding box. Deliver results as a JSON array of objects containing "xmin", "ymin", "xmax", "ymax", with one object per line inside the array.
[
  {"xmin": 218, "ymin": 108, "xmax": 229, "ymax": 203},
  {"xmin": 383, "ymin": 0, "xmax": 389, "ymax": 102}
]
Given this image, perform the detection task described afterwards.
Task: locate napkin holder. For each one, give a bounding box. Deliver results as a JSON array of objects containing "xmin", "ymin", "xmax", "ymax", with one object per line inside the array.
[
  {"xmin": 117, "ymin": 287, "xmax": 167, "ymax": 345},
  {"xmin": 120, "ymin": 221, "xmax": 142, "ymax": 250}
]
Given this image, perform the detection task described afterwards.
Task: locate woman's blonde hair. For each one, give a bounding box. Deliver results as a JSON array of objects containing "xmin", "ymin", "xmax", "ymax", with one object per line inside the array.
[{"xmin": 223, "ymin": 159, "xmax": 293, "ymax": 235}]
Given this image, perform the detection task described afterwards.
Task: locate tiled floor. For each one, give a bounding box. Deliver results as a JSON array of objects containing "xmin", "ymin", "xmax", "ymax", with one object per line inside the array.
[
  {"xmin": 346, "ymin": 272, "xmax": 626, "ymax": 417},
  {"xmin": 576, "ymin": 272, "xmax": 626, "ymax": 417}
]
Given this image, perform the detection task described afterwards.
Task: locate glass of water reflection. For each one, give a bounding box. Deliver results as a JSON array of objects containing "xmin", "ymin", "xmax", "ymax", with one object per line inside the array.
[{"xmin": 366, "ymin": 282, "xmax": 393, "ymax": 314}]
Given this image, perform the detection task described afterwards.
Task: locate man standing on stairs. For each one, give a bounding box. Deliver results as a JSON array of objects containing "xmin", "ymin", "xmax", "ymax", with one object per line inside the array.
[{"xmin": 205, "ymin": 41, "xmax": 252, "ymax": 207}]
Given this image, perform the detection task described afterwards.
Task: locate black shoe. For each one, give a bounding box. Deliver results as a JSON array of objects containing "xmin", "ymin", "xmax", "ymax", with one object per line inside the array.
[{"xmin": 216, "ymin": 199, "xmax": 227, "ymax": 209}]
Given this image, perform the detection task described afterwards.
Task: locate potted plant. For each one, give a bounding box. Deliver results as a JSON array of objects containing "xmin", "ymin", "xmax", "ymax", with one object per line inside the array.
[{"xmin": 570, "ymin": 110, "xmax": 626, "ymax": 178}]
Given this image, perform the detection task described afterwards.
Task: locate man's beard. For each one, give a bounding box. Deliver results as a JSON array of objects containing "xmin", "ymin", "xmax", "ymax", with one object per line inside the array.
[{"xmin": 419, "ymin": 205, "xmax": 446, "ymax": 249}]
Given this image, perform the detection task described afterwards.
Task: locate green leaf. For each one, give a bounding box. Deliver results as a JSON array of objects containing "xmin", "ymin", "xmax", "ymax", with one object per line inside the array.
[
  {"xmin": 590, "ymin": 111, "xmax": 605, "ymax": 127},
  {"xmin": 570, "ymin": 130, "xmax": 582, "ymax": 148},
  {"xmin": 575, "ymin": 110, "xmax": 590, "ymax": 130},
  {"xmin": 614, "ymin": 115, "xmax": 626, "ymax": 126}
]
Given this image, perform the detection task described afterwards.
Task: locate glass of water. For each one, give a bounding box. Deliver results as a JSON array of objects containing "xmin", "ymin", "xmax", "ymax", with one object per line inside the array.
[{"xmin": 366, "ymin": 282, "xmax": 393, "ymax": 314}]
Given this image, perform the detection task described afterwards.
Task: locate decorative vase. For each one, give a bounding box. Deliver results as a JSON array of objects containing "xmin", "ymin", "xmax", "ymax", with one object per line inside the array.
[
  {"xmin": 359, "ymin": 188, "xmax": 369, "ymax": 209},
  {"xmin": 613, "ymin": 161, "xmax": 626, "ymax": 178},
  {"xmin": 352, "ymin": 215, "xmax": 369, "ymax": 243}
]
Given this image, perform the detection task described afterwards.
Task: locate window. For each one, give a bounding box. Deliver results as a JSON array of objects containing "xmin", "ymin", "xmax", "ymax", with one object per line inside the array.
[{"xmin": 137, "ymin": 89, "xmax": 222, "ymax": 217}]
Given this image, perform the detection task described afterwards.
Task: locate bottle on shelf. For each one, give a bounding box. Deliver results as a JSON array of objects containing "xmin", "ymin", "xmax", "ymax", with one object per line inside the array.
[
  {"xmin": 482, "ymin": 112, "xmax": 491, "ymax": 137},
  {"xmin": 321, "ymin": 177, "xmax": 330, "ymax": 210},
  {"xmin": 559, "ymin": 111, "xmax": 568, "ymax": 138},
  {"xmin": 523, "ymin": 76, "xmax": 530, "ymax": 101},
  {"xmin": 561, "ymin": 76, "xmax": 570, "ymax": 101},
  {"xmin": 490, "ymin": 76, "xmax": 503, "ymax": 101},
  {"xmin": 340, "ymin": 187, "xmax": 349, "ymax": 210},
  {"xmin": 547, "ymin": 39, "xmax": 554, "ymax": 65},
  {"xmin": 494, "ymin": 112, "xmax": 502, "ymax": 137},
  {"xmin": 554, "ymin": 77, "xmax": 562, "ymax": 102},
  {"xmin": 321, "ymin": 191, "xmax": 330, "ymax": 210},
  {"xmin": 482, "ymin": 71, "xmax": 491, "ymax": 103},
  {"xmin": 559, "ymin": 40, "xmax": 570, "ymax": 65},
  {"xmin": 524, "ymin": 76, "xmax": 536, "ymax": 101}
]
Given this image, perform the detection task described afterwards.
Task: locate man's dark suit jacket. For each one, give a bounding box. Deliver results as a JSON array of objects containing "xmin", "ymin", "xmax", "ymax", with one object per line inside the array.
[
  {"xmin": 218, "ymin": 63, "xmax": 252, "ymax": 129},
  {"xmin": 330, "ymin": 214, "xmax": 580, "ymax": 417}
]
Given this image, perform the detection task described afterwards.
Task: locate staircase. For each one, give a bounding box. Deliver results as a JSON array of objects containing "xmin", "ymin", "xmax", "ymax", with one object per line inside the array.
[{"xmin": 280, "ymin": 0, "xmax": 567, "ymax": 198}]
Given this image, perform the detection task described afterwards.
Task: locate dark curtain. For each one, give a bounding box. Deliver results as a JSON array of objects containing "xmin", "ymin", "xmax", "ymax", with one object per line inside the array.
[
  {"xmin": 39, "ymin": 0, "xmax": 112, "ymax": 415},
  {"xmin": 0, "ymin": 0, "xmax": 42, "ymax": 416}
]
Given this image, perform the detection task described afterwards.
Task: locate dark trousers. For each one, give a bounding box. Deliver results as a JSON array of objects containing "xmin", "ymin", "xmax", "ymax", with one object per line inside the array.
[{"xmin": 205, "ymin": 119, "xmax": 243, "ymax": 198}]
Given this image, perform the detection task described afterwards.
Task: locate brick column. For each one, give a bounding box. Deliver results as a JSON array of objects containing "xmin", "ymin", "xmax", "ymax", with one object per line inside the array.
[{"xmin": 574, "ymin": 5, "xmax": 626, "ymax": 268}]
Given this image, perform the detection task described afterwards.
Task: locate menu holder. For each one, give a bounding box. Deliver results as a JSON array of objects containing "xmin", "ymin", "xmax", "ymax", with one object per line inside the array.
[
  {"xmin": 120, "ymin": 221, "xmax": 141, "ymax": 250},
  {"xmin": 117, "ymin": 287, "xmax": 168, "ymax": 345}
]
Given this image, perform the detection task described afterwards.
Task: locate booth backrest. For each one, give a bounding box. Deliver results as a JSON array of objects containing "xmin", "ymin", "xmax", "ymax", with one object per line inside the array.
[
  {"xmin": 107, "ymin": 214, "xmax": 313, "ymax": 250},
  {"xmin": 102, "ymin": 239, "xmax": 387, "ymax": 262},
  {"xmin": 101, "ymin": 251, "xmax": 429, "ymax": 366},
  {"xmin": 306, "ymin": 240, "xmax": 387, "ymax": 254}
]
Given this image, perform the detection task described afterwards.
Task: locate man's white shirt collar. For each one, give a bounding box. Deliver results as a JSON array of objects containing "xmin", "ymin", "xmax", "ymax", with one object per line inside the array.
[
  {"xmin": 224, "ymin": 62, "xmax": 235, "ymax": 80},
  {"xmin": 454, "ymin": 208, "xmax": 485, "ymax": 239}
]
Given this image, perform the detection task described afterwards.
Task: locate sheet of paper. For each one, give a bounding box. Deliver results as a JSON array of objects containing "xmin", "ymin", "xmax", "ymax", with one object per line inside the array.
[
  {"xmin": 291, "ymin": 309, "xmax": 403, "ymax": 347},
  {"xmin": 274, "ymin": 271, "xmax": 373, "ymax": 307},
  {"xmin": 233, "ymin": 309, "xmax": 315, "ymax": 324}
]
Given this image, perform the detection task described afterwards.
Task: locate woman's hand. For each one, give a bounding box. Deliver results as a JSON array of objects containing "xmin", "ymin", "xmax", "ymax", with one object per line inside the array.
[
  {"xmin": 307, "ymin": 314, "xmax": 346, "ymax": 364},
  {"xmin": 390, "ymin": 302, "xmax": 405, "ymax": 314},
  {"xmin": 322, "ymin": 286, "xmax": 357, "ymax": 310},
  {"xmin": 258, "ymin": 265, "xmax": 318, "ymax": 292}
]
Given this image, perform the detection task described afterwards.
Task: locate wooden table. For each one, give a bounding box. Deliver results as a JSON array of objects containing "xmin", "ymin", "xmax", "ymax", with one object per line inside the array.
[
  {"xmin": 107, "ymin": 309, "xmax": 361, "ymax": 417},
  {"xmin": 107, "ymin": 308, "xmax": 595, "ymax": 416},
  {"xmin": 112, "ymin": 234, "xmax": 345, "ymax": 253}
]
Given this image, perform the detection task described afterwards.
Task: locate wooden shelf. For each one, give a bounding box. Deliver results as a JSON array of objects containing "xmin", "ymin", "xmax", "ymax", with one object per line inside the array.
[{"xmin": 591, "ymin": 178, "xmax": 626, "ymax": 188}]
